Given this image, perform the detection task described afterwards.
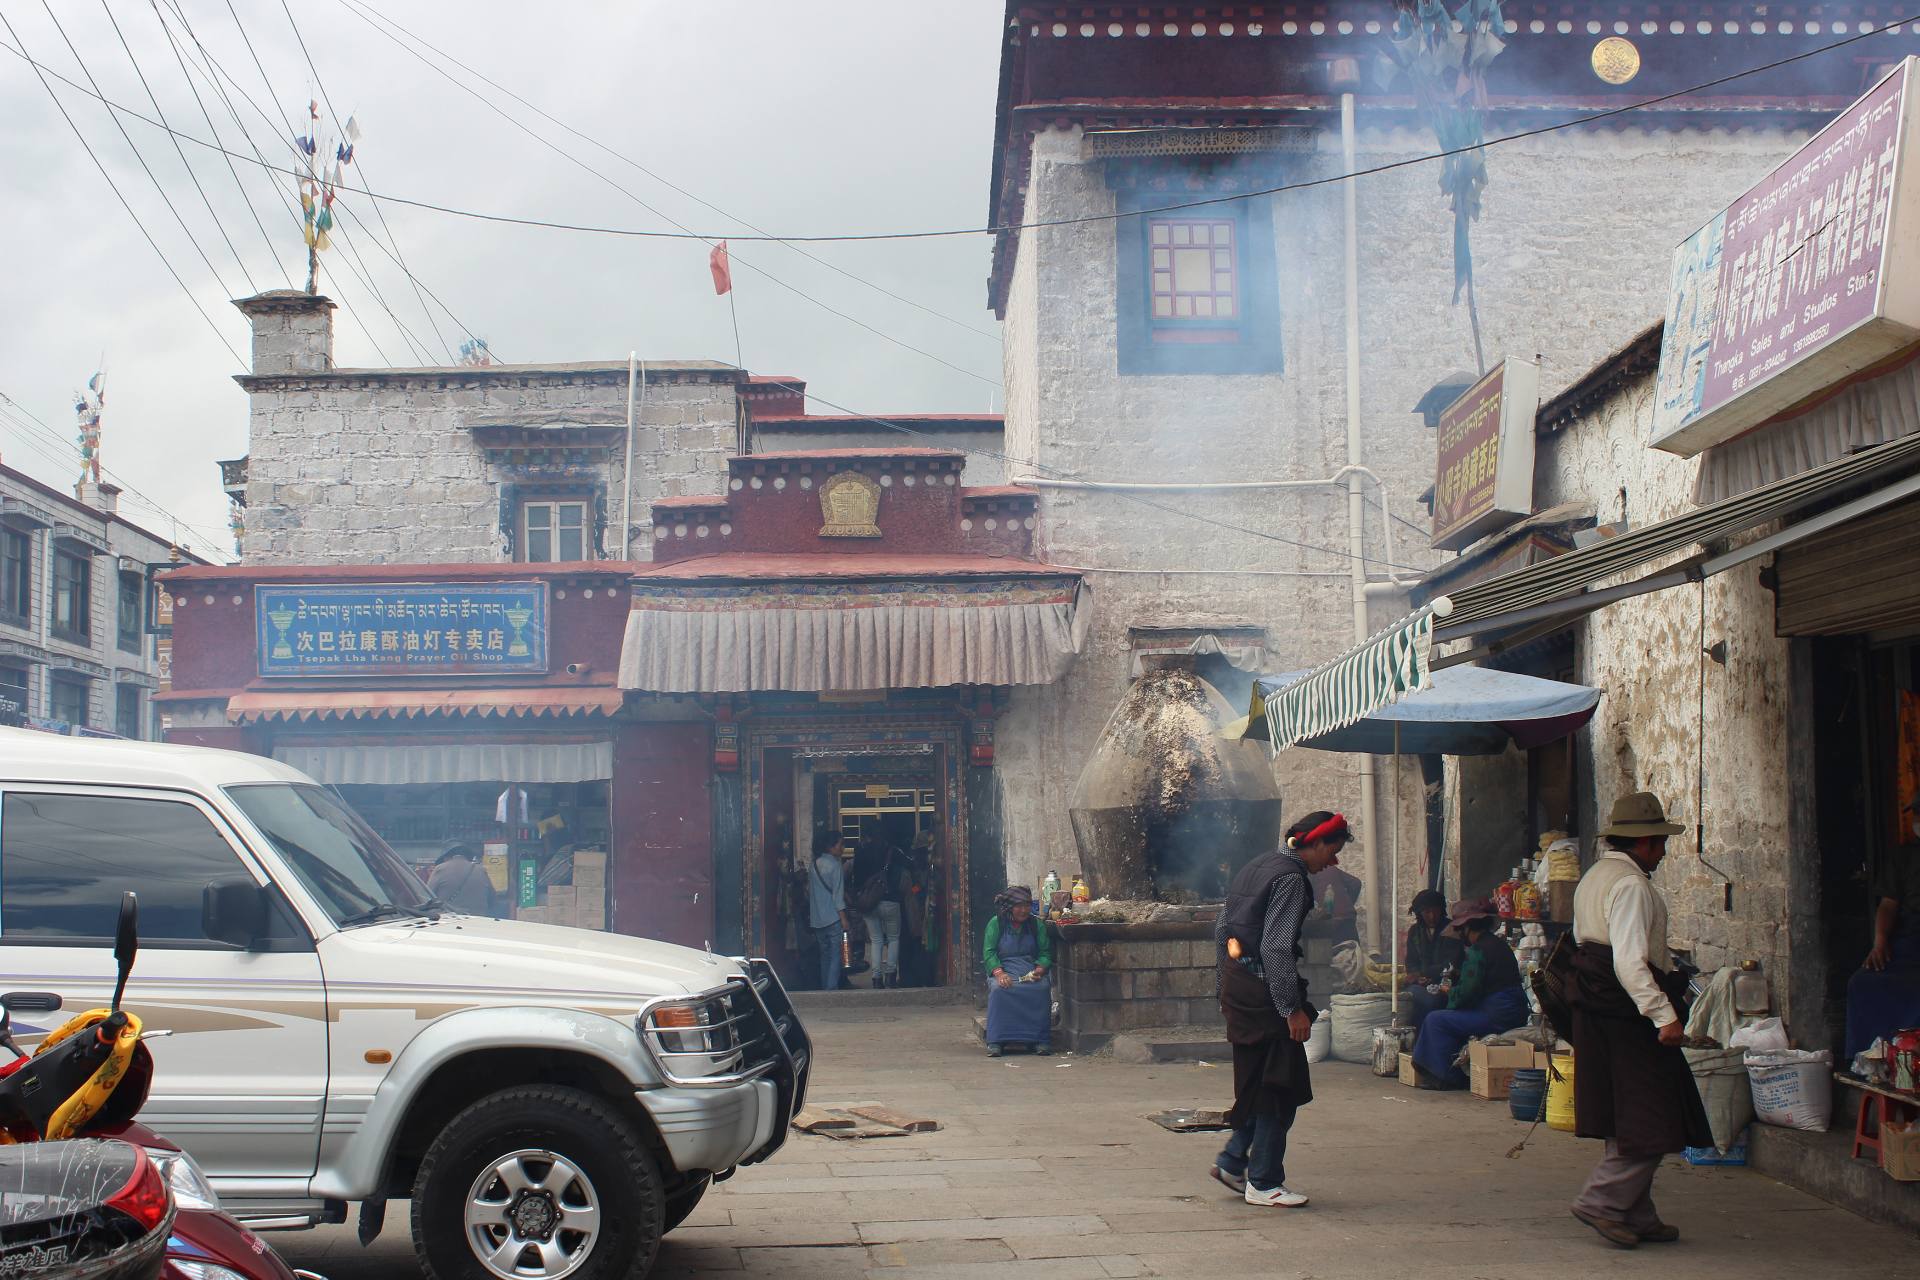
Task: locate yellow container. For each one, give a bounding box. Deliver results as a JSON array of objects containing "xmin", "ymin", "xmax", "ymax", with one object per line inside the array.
[{"xmin": 1545, "ymin": 1052, "xmax": 1577, "ymax": 1132}]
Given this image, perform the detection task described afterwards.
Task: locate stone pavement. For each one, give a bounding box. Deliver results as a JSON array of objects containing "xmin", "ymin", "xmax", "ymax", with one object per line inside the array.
[{"xmin": 279, "ymin": 999, "xmax": 1915, "ymax": 1279}]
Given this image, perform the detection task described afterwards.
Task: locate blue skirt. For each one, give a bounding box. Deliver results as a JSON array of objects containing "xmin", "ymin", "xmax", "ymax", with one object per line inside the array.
[
  {"xmin": 1846, "ymin": 922, "xmax": 1920, "ymax": 1060},
  {"xmin": 1412, "ymin": 986, "xmax": 1531, "ymax": 1086},
  {"xmin": 985, "ymin": 955, "xmax": 1052, "ymax": 1045}
]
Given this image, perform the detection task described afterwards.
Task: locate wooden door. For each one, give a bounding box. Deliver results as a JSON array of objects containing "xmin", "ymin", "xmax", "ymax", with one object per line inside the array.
[{"xmin": 612, "ymin": 722, "xmax": 714, "ymax": 949}]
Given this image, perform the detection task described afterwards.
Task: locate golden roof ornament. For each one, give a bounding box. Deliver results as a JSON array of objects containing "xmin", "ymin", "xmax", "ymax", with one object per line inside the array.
[
  {"xmin": 818, "ymin": 471, "xmax": 882, "ymax": 538},
  {"xmin": 1592, "ymin": 37, "xmax": 1641, "ymax": 85}
]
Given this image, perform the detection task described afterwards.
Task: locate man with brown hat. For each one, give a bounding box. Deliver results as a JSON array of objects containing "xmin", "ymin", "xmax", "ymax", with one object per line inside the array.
[{"xmin": 1568, "ymin": 791, "xmax": 1710, "ymax": 1248}]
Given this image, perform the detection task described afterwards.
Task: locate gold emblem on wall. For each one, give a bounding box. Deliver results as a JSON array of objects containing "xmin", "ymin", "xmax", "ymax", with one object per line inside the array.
[
  {"xmin": 818, "ymin": 471, "xmax": 882, "ymax": 538},
  {"xmin": 1591, "ymin": 37, "xmax": 1641, "ymax": 85}
]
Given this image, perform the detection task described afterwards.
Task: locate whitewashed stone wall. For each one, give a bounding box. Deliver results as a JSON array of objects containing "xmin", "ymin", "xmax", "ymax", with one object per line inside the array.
[
  {"xmin": 996, "ymin": 119, "xmax": 1812, "ymax": 939},
  {"xmin": 236, "ymin": 300, "xmax": 741, "ymax": 565},
  {"xmin": 1522, "ymin": 369, "xmax": 1800, "ymax": 1019}
]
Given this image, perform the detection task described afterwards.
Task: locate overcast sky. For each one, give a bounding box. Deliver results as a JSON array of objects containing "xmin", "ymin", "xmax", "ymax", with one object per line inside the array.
[{"xmin": 0, "ymin": 1, "xmax": 1005, "ymax": 562}]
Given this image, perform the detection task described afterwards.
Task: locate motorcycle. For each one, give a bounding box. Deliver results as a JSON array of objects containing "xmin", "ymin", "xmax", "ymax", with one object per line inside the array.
[
  {"xmin": 0, "ymin": 894, "xmax": 318, "ymax": 1280},
  {"xmin": 0, "ymin": 1137, "xmax": 173, "ymax": 1280}
]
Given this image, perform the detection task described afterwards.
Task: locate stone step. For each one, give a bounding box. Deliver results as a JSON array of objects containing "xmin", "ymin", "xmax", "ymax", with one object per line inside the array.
[
  {"xmin": 1108, "ymin": 1028, "xmax": 1232, "ymax": 1065},
  {"xmin": 789, "ymin": 983, "xmax": 973, "ymax": 1012}
]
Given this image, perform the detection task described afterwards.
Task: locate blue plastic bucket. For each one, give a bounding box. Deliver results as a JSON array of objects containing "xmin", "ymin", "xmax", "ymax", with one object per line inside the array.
[{"xmin": 1508, "ymin": 1067, "xmax": 1548, "ymax": 1122}]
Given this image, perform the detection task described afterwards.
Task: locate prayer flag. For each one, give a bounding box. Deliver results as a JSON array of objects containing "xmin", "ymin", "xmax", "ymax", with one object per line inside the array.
[{"xmin": 709, "ymin": 240, "xmax": 732, "ymax": 296}]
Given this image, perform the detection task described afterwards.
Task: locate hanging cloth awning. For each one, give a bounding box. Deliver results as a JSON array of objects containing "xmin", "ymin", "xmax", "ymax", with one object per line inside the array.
[
  {"xmin": 619, "ymin": 571, "xmax": 1086, "ymax": 693},
  {"xmin": 1263, "ymin": 431, "xmax": 1920, "ymax": 749},
  {"xmin": 273, "ymin": 739, "xmax": 612, "ymax": 786},
  {"xmin": 1244, "ymin": 665, "xmax": 1600, "ymax": 756}
]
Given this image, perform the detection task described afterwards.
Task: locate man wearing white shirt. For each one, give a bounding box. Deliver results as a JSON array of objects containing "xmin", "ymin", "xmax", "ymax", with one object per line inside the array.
[{"xmin": 1567, "ymin": 791, "xmax": 1710, "ymax": 1250}]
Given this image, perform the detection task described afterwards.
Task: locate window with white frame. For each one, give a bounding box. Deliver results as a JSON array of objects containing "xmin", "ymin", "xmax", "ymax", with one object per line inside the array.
[{"xmin": 520, "ymin": 499, "xmax": 589, "ymax": 563}]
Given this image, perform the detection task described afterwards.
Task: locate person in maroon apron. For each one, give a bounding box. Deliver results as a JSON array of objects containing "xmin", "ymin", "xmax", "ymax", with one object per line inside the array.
[{"xmin": 1210, "ymin": 810, "xmax": 1352, "ymax": 1208}]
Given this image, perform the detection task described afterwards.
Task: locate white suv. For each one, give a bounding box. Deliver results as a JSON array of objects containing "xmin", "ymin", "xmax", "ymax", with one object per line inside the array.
[{"xmin": 0, "ymin": 729, "xmax": 810, "ymax": 1280}]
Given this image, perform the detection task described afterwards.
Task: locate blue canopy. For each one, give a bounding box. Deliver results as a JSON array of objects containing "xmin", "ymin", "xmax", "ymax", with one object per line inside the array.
[{"xmin": 1245, "ymin": 664, "xmax": 1601, "ymax": 756}]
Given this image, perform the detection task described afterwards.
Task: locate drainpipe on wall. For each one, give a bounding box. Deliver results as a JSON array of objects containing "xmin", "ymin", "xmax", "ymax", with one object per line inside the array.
[
  {"xmin": 621, "ymin": 353, "xmax": 639, "ymax": 559},
  {"xmin": 1335, "ymin": 59, "xmax": 1381, "ymax": 952}
]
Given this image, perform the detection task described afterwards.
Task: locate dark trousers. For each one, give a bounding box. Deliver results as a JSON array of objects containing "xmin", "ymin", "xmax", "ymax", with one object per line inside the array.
[{"xmin": 1216, "ymin": 1100, "xmax": 1298, "ymax": 1190}]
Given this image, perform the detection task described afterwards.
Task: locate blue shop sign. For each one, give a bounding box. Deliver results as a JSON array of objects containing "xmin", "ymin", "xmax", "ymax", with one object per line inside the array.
[{"xmin": 256, "ymin": 583, "xmax": 549, "ymax": 677}]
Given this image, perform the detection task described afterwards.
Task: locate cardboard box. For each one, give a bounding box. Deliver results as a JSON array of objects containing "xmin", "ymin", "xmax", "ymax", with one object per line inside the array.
[
  {"xmin": 1469, "ymin": 1040, "xmax": 1535, "ymax": 1100},
  {"xmin": 572, "ymin": 851, "xmax": 608, "ymax": 887},
  {"xmin": 575, "ymin": 884, "xmax": 607, "ymax": 931},
  {"xmin": 1548, "ymin": 881, "xmax": 1576, "ymax": 923},
  {"xmin": 1399, "ymin": 1051, "xmax": 1418, "ymax": 1087},
  {"xmin": 546, "ymin": 886, "xmax": 577, "ymax": 924},
  {"xmin": 516, "ymin": 906, "xmax": 547, "ymax": 925}
]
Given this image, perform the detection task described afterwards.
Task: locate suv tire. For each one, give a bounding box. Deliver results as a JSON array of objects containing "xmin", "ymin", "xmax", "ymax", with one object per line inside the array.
[{"xmin": 412, "ymin": 1085, "xmax": 664, "ymax": 1280}]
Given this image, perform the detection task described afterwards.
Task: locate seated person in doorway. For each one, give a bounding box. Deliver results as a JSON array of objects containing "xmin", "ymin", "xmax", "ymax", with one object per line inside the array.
[
  {"xmin": 1847, "ymin": 801, "xmax": 1920, "ymax": 1061},
  {"xmin": 1410, "ymin": 897, "xmax": 1529, "ymax": 1089},
  {"xmin": 983, "ymin": 885, "xmax": 1052, "ymax": 1057},
  {"xmin": 1402, "ymin": 889, "xmax": 1465, "ymax": 1023},
  {"xmin": 1310, "ymin": 863, "xmax": 1363, "ymax": 950},
  {"xmin": 426, "ymin": 843, "xmax": 496, "ymax": 917}
]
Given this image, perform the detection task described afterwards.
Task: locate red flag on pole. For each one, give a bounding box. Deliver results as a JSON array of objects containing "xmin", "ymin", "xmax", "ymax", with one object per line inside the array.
[{"xmin": 709, "ymin": 241, "xmax": 733, "ymax": 296}]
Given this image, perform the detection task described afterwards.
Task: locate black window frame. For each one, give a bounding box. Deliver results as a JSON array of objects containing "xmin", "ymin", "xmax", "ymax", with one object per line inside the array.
[
  {"xmin": 116, "ymin": 570, "xmax": 143, "ymax": 655},
  {"xmin": 0, "ymin": 788, "xmax": 311, "ymax": 950},
  {"xmin": 1115, "ymin": 188, "xmax": 1284, "ymax": 376},
  {"xmin": 0, "ymin": 663, "xmax": 28, "ymax": 726},
  {"xmin": 48, "ymin": 673, "xmax": 89, "ymax": 728},
  {"xmin": 0, "ymin": 527, "xmax": 30, "ymax": 629},
  {"xmin": 50, "ymin": 547, "xmax": 92, "ymax": 646},
  {"xmin": 114, "ymin": 683, "xmax": 142, "ymax": 739}
]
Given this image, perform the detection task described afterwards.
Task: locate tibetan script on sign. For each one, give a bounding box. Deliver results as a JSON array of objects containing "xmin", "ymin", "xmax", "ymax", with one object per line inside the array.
[
  {"xmin": 256, "ymin": 582, "xmax": 549, "ymax": 677},
  {"xmin": 819, "ymin": 471, "xmax": 882, "ymax": 538},
  {"xmin": 1652, "ymin": 59, "xmax": 1920, "ymax": 455}
]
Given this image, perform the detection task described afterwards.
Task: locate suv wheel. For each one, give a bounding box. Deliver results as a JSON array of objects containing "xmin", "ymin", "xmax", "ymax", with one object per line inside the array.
[{"xmin": 413, "ymin": 1086, "xmax": 664, "ymax": 1280}]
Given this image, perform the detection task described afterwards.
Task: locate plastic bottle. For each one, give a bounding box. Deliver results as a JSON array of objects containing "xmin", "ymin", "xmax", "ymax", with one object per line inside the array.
[
  {"xmin": 1071, "ymin": 874, "xmax": 1091, "ymax": 907},
  {"xmin": 1042, "ymin": 869, "xmax": 1061, "ymax": 900},
  {"xmin": 1495, "ymin": 867, "xmax": 1520, "ymax": 919}
]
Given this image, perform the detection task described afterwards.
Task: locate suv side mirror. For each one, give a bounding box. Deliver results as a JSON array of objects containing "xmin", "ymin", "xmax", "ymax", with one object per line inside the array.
[{"xmin": 203, "ymin": 878, "xmax": 268, "ymax": 949}]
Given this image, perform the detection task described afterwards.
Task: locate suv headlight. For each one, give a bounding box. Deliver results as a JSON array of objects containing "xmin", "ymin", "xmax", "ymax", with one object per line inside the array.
[
  {"xmin": 638, "ymin": 995, "xmax": 746, "ymax": 1080},
  {"xmin": 144, "ymin": 1147, "xmax": 221, "ymax": 1213}
]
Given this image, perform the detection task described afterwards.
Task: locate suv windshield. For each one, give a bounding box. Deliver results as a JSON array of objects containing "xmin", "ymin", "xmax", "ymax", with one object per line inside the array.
[{"xmin": 225, "ymin": 783, "xmax": 433, "ymax": 927}]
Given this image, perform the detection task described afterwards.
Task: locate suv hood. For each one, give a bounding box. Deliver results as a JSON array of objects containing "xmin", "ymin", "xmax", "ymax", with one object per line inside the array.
[{"xmin": 320, "ymin": 914, "xmax": 743, "ymax": 1004}]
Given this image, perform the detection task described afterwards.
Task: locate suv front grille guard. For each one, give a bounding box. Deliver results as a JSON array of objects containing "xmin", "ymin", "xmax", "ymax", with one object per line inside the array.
[{"xmin": 636, "ymin": 960, "xmax": 811, "ymax": 1167}]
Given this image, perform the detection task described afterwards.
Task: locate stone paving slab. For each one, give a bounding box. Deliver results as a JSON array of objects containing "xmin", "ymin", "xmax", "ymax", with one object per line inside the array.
[{"xmin": 275, "ymin": 1001, "xmax": 1920, "ymax": 1280}]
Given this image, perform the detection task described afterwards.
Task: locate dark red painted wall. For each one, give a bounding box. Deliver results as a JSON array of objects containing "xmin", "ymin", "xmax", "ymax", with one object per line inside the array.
[
  {"xmin": 162, "ymin": 568, "xmax": 633, "ymax": 694},
  {"xmin": 612, "ymin": 721, "xmax": 714, "ymax": 949},
  {"xmin": 651, "ymin": 454, "xmax": 1037, "ymax": 564}
]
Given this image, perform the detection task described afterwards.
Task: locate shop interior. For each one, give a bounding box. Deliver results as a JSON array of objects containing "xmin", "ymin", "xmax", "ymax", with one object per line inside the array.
[
  {"xmin": 338, "ymin": 779, "xmax": 612, "ymax": 926},
  {"xmin": 763, "ymin": 749, "xmax": 950, "ymax": 992}
]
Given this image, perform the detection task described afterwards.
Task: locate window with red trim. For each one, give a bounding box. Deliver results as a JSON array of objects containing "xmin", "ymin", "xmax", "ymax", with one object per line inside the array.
[{"xmin": 1147, "ymin": 217, "xmax": 1239, "ymax": 343}]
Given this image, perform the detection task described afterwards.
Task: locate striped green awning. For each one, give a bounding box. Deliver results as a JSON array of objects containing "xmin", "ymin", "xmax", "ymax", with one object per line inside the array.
[{"xmin": 1259, "ymin": 606, "xmax": 1442, "ymax": 751}]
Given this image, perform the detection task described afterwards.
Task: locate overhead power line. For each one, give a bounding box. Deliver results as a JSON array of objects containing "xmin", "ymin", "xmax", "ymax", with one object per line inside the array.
[
  {"xmin": 99, "ymin": 0, "xmax": 256, "ymax": 295},
  {"xmin": 336, "ymin": 0, "xmax": 1002, "ymax": 347},
  {"xmin": 0, "ymin": 8, "xmax": 244, "ymax": 367},
  {"xmin": 10, "ymin": 14, "xmax": 1914, "ymax": 249},
  {"xmin": 738, "ymin": 373, "xmax": 1423, "ymax": 573},
  {"xmin": 281, "ymin": 0, "xmax": 452, "ymax": 363}
]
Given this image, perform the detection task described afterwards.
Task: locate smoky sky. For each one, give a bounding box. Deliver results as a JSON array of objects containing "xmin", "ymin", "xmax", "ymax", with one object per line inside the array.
[{"xmin": 0, "ymin": 1, "xmax": 1005, "ymax": 562}]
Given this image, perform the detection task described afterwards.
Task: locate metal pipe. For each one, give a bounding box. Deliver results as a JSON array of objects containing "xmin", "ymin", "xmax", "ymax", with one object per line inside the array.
[
  {"xmin": 1391, "ymin": 718, "xmax": 1402, "ymax": 1021},
  {"xmin": 621, "ymin": 353, "xmax": 639, "ymax": 559},
  {"xmin": 1341, "ymin": 88, "xmax": 1381, "ymax": 952}
]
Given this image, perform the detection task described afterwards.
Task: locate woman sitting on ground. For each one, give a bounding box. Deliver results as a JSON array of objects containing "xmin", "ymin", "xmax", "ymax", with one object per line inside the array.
[
  {"xmin": 983, "ymin": 885, "xmax": 1052, "ymax": 1057},
  {"xmin": 1410, "ymin": 897, "xmax": 1529, "ymax": 1089}
]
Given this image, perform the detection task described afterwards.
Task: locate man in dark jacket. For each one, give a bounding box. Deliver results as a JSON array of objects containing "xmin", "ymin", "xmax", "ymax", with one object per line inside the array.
[
  {"xmin": 1568, "ymin": 791, "xmax": 1710, "ymax": 1249},
  {"xmin": 1209, "ymin": 810, "xmax": 1352, "ymax": 1209}
]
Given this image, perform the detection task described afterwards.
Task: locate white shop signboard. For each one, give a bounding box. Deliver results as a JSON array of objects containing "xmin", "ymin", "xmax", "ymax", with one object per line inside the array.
[{"xmin": 1652, "ymin": 57, "xmax": 1920, "ymax": 456}]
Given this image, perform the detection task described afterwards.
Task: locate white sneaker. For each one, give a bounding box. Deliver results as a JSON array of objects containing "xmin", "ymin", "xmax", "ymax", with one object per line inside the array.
[{"xmin": 1245, "ymin": 1183, "xmax": 1309, "ymax": 1208}]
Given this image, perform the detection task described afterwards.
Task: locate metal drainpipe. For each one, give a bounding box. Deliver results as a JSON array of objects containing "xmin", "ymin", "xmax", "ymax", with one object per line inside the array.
[
  {"xmin": 1338, "ymin": 71, "xmax": 1380, "ymax": 952},
  {"xmin": 621, "ymin": 353, "xmax": 639, "ymax": 559}
]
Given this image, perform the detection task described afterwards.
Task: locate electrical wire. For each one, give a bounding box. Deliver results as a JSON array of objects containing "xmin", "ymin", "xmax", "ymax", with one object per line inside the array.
[
  {"xmin": 0, "ymin": 393, "xmax": 230, "ymax": 562},
  {"xmin": 0, "ymin": 10, "xmax": 244, "ymax": 368},
  {"xmin": 216, "ymin": 0, "xmax": 429, "ymax": 365},
  {"xmin": 17, "ymin": 13, "xmax": 1915, "ymax": 247},
  {"xmin": 148, "ymin": 0, "xmax": 295, "ymax": 290},
  {"xmin": 738, "ymin": 374, "xmax": 1421, "ymax": 572},
  {"xmin": 279, "ymin": 0, "xmax": 453, "ymax": 363},
  {"xmin": 160, "ymin": 0, "xmax": 492, "ymax": 361},
  {"xmin": 99, "ymin": 0, "xmax": 256, "ymax": 295},
  {"xmin": 309, "ymin": 1, "xmax": 998, "ymax": 387},
  {"xmin": 335, "ymin": 0, "xmax": 1002, "ymax": 347},
  {"xmin": 36, "ymin": 0, "xmax": 238, "ymax": 300}
]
